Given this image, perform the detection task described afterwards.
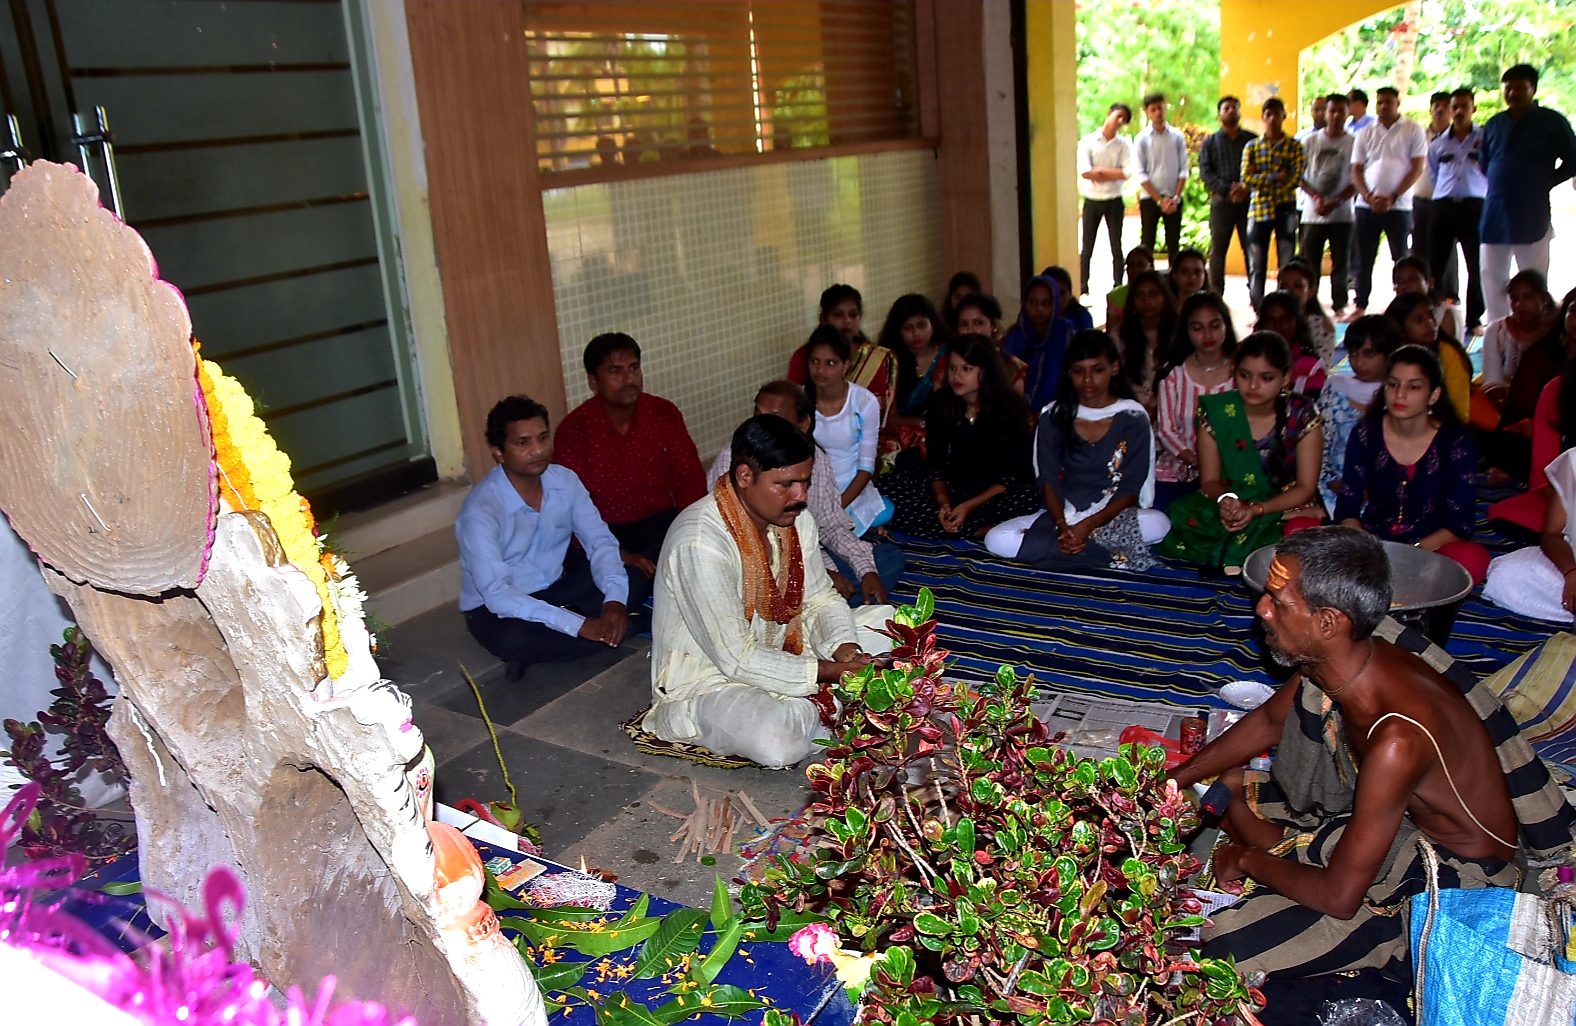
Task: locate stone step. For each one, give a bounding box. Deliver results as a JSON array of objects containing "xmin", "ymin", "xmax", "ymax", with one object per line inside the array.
[
  {"xmin": 336, "ymin": 479, "xmax": 470, "ymax": 561},
  {"xmin": 352, "ymin": 524, "xmax": 462, "ymax": 628}
]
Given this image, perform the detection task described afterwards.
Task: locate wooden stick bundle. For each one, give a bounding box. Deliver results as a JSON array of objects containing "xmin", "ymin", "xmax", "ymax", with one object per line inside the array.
[{"xmin": 652, "ymin": 781, "xmax": 774, "ymax": 863}]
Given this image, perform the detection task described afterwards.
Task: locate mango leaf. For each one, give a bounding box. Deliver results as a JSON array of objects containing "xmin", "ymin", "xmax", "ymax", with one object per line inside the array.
[
  {"xmin": 500, "ymin": 916, "xmax": 567, "ymax": 947},
  {"xmin": 633, "ymin": 908, "xmax": 710, "ymax": 978},
  {"xmin": 690, "ymin": 918, "xmax": 744, "ymax": 986},
  {"xmin": 530, "ymin": 958, "xmax": 592, "ymax": 994},
  {"xmin": 710, "ymin": 875, "xmax": 734, "ymax": 932},
  {"xmin": 740, "ymin": 909, "xmax": 828, "ymax": 942},
  {"xmin": 98, "ymin": 881, "xmax": 142, "ymax": 896},
  {"xmin": 700, "ymin": 984, "xmax": 767, "ymax": 1018},
  {"xmin": 564, "ymin": 916, "xmax": 664, "ymax": 957},
  {"xmin": 484, "ymin": 869, "xmax": 533, "ymax": 911},
  {"xmin": 599, "ymin": 993, "xmax": 667, "ymax": 1026}
]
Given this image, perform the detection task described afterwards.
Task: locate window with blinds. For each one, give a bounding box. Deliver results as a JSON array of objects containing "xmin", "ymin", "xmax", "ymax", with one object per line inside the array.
[{"xmin": 524, "ymin": 1, "xmax": 921, "ymax": 174}]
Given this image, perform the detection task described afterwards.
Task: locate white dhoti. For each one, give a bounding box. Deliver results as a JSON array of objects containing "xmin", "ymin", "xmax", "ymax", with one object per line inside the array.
[
  {"xmin": 648, "ymin": 492, "xmax": 896, "ymax": 769},
  {"xmin": 645, "ymin": 605, "xmax": 894, "ymax": 768}
]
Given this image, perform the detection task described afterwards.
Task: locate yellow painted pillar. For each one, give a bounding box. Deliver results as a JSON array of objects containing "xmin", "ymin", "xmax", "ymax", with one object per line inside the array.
[
  {"xmin": 1220, "ymin": 1, "xmax": 1402, "ymax": 135},
  {"xmin": 1024, "ymin": 0, "xmax": 1079, "ymax": 277},
  {"xmin": 1217, "ymin": 1, "xmax": 1399, "ymax": 273}
]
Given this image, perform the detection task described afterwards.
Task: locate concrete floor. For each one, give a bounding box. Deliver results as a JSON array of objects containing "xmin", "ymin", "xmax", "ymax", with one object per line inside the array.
[{"xmin": 382, "ymin": 607, "xmax": 811, "ymax": 908}]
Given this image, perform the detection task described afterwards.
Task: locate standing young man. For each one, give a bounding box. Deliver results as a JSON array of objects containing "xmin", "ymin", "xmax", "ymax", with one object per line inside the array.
[
  {"xmin": 1299, "ymin": 94, "xmax": 1357, "ymax": 315},
  {"xmin": 1077, "ymin": 102, "xmax": 1134, "ymax": 296},
  {"xmin": 1295, "ymin": 95, "xmax": 1329, "ymax": 255},
  {"xmin": 1346, "ymin": 89, "xmax": 1374, "ymax": 135},
  {"xmin": 1411, "ymin": 92, "xmax": 1456, "ymax": 299},
  {"xmin": 1349, "ymin": 87, "xmax": 1427, "ymax": 317},
  {"xmin": 1132, "ymin": 91, "xmax": 1190, "ymax": 267},
  {"xmin": 1480, "ymin": 64, "xmax": 1576, "ymax": 323},
  {"xmin": 1428, "ymin": 88, "xmax": 1488, "ymax": 331},
  {"xmin": 1241, "ymin": 97, "xmax": 1304, "ymax": 309},
  {"xmin": 1199, "ymin": 95, "xmax": 1257, "ymax": 296}
]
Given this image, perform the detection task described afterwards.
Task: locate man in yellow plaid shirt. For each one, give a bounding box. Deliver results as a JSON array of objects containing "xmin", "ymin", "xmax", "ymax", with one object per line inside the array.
[{"xmin": 1242, "ymin": 97, "xmax": 1306, "ymax": 309}]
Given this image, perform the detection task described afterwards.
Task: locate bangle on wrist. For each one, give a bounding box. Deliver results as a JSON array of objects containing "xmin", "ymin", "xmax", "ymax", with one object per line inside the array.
[{"xmin": 1254, "ymin": 502, "xmax": 1266, "ymax": 517}]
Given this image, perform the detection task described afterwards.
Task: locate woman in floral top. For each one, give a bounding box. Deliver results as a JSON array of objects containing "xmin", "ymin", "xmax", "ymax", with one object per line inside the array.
[{"xmin": 1334, "ymin": 345, "xmax": 1489, "ymax": 583}]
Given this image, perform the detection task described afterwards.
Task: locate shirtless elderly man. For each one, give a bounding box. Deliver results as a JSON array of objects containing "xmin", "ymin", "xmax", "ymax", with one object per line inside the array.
[{"xmin": 1173, "ymin": 527, "xmax": 1523, "ymax": 976}]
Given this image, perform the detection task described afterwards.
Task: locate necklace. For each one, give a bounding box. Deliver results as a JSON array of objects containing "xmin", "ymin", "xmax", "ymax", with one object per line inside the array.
[
  {"xmin": 1323, "ymin": 640, "xmax": 1376, "ymax": 697},
  {"xmin": 1191, "ymin": 352, "xmax": 1228, "ymax": 373}
]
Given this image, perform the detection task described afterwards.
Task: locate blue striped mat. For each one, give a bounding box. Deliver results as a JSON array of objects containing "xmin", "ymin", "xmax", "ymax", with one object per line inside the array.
[{"xmin": 886, "ymin": 480, "xmax": 1560, "ymax": 712}]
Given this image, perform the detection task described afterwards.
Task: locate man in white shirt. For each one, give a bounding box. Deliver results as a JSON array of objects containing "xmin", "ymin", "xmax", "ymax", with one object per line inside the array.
[
  {"xmin": 647, "ymin": 415, "xmax": 893, "ymax": 768},
  {"xmin": 1349, "ymin": 86, "xmax": 1427, "ymax": 316},
  {"xmin": 1299, "ymin": 94, "xmax": 1358, "ymax": 315},
  {"xmin": 1132, "ymin": 91, "xmax": 1190, "ymax": 267},
  {"xmin": 1077, "ymin": 102, "xmax": 1133, "ymax": 296}
]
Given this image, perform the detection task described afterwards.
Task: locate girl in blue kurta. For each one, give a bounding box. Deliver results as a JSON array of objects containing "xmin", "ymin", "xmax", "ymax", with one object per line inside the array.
[{"xmin": 1333, "ymin": 345, "xmax": 1489, "ymax": 583}]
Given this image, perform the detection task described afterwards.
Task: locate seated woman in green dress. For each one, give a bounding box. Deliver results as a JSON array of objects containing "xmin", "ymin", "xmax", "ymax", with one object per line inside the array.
[{"xmin": 1158, "ymin": 331, "xmax": 1325, "ymax": 571}]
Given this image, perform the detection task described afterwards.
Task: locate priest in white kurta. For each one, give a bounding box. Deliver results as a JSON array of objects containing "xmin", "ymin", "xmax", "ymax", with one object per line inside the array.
[{"xmin": 647, "ymin": 415, "xmax": 894, "ymax": 768}]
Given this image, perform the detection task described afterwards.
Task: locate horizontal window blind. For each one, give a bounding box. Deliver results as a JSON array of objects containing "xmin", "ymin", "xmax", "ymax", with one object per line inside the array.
[{"xmin": 524, "ymin": 1, "xmax": 920, "ymax": 174}]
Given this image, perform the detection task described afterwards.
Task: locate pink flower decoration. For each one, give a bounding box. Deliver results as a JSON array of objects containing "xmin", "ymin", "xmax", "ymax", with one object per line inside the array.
[{"xmin": 787, "ymin": 923, "xmax": 839, "ymax": 965}]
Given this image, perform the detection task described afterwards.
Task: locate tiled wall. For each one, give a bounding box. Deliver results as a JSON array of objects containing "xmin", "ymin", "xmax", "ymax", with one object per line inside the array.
[{"xmin": 543, "ymin": 148, "xmax": 943, "ymax": 458}]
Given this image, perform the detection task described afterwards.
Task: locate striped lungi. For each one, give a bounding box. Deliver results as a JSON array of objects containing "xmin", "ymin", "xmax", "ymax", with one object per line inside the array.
[{"xmin": 1201, "ymin": 773, "xmax": 1519, "ymax": 976}]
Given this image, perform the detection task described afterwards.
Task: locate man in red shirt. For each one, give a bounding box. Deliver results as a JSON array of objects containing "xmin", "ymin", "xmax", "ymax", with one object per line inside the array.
[{"xmin": 554, "ymin": 333, "xmax": 708, "ymax": 583}]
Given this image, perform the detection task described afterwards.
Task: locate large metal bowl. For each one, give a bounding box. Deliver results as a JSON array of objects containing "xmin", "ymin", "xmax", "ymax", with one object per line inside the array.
[{"xmin": 1241, "ymin": 539, "xmax": 1474, "ymax": 646}]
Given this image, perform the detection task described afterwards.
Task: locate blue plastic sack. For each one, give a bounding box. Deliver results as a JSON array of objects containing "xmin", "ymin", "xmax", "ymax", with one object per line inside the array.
[{"xmin": 1409, "ymin": 885, "xmax": 1576, "ymax": 1026}]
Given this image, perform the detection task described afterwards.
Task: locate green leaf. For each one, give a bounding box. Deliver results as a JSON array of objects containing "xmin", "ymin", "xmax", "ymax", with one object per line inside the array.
[
  {"xmin": 916, "ymin": 587, "xmax": 935, "ymax": 624},
  {"xmin": 530, "ymin": 958, "xmax": 592, "ymax": 993},
  {"xmin": 646, "ymin": 999, "xmax": 700, "ymax": 1026},
  {"xmin": 955, "ymin": 816, "xmax": 976, "ymax": 853},
  {"xmin": 845, "ymin": 806, "xmax": 868, "ymax": 836},
  {"xmin": 739, "ymin": 909, "xmax": 827, "ymax": 942},
  {"xmin": 599, "ymin": 993, "xmax": 668, "ymax": 1026},
  {"xmin": 1014, "ymin": 970, "xmax": 1057, "ymax": 996},
  {"xmin": 484, "ymin": 868, "xmax": 533, "ymax": 911},
  {"xmin": 499, "ymin": 916, "xmax": 568, "ymax": 947},
  {"xmin": 634, "ymin": 908, "xmax": 711, "ymax": 978},
  {"xmin": 97, "ymin": 881, "xmax": 142, "ymax": 896},
  {"xmin": 876, "ymin": 945, "xmax": 916, "ymax": 986},
  {"xmin": 690, "ymin": 918, "xmax": 744, "ymax": 986},
  {"xmin": 912, "ymin": 911, "xmax": 951, "ymax": 936},
  {"xmin": 566, "ymin": 915, "xmax": 664, "ymax": 957},
  {"xmin": 995, "ymin": 664, "xmax": 1016, "ymax": 692},
  {"xmin": 710, "ymin": 875, "xmax": 734, "ymax": 932},
  {"xmin": 701, "ymin": 984, "xmax": 767, "ymax": 1018}
]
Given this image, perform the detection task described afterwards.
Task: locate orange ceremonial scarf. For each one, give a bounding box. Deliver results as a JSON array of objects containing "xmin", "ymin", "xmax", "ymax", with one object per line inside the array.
[{"xmin": 714, "ymin": 475, "xmax": 806, "ymax": 655}]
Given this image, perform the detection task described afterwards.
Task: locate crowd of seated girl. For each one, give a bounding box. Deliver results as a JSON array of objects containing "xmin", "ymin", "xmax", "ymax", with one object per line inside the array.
[{"xmin": 767, "ymin": 258, "xmax": 1576, "ymax": 616}]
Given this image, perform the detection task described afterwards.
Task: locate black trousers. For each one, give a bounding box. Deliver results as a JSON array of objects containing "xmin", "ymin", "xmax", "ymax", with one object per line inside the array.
[
  {"xmin": 464, "ymin": 548, "xmax": 650, "ymax": 668},
  {"xmin": 1139, "ymin": 196, "xmax": 1183, "ymax": 266},
  {"xmin": 1411, "ymin": 198, "xmax": 1458, "ymax": 302},
  {"xmin": 1429, "ymin": 197, "xmax": 1485, "ymax": 328},
  {"xmin": 1300, "ymin": 220, "xmax": 1353, "ymax": 311},
  {"xmin": 608, "ymin": 506, "xmax": 680, "ymax": 565},
  {"xmin": 1353, "ymin": 207, "xmax": 1412, "ymax": 310},
  {"xmin": 1207, "ymin": 198, "xmax": 1250, "ymax": 296},
  {"xmin": 1080, "ymin": 197, "xmax": 1126, "ymax": 294}
]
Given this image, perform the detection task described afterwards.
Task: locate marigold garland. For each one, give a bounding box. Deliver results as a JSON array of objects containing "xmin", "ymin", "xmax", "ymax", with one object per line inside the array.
[{"xmin": 195, "ymin": 345, "xmax": 349, "ymax": 679}]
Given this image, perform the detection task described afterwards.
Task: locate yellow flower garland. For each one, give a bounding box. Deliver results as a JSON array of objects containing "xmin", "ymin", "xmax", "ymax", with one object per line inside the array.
[{"xmin": 196, "ymin": 347, "xmax": 349, "ymax": 679}]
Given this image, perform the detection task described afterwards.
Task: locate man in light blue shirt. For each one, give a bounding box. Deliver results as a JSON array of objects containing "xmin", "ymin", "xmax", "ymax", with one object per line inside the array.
[
  {"xmin": 457, "ymin": 395, "xmax": 641, "ymax": 682},
  {"xmin": 1427, "ymin": 88, "xmax": 1489, "ymax": 330},
  {"xmin": 1132, "ymin": 91, "xmax": 1190, "ymax": 266}
]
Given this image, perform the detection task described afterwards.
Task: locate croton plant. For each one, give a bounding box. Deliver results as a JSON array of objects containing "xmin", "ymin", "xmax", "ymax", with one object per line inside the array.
[{"xmin": 740, "ymin": 590, "xmax": 1265, "ymax": 1026}]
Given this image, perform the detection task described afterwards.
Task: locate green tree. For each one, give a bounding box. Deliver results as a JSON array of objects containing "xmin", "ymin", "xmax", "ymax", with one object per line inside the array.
[
  {"xmin": 1076, "ymin": 0, "xmax": 1222, "ymax": 136},
  {"xmin": 1302, "ymin": 1, "xmax": 1576, "ymax": 120}
]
